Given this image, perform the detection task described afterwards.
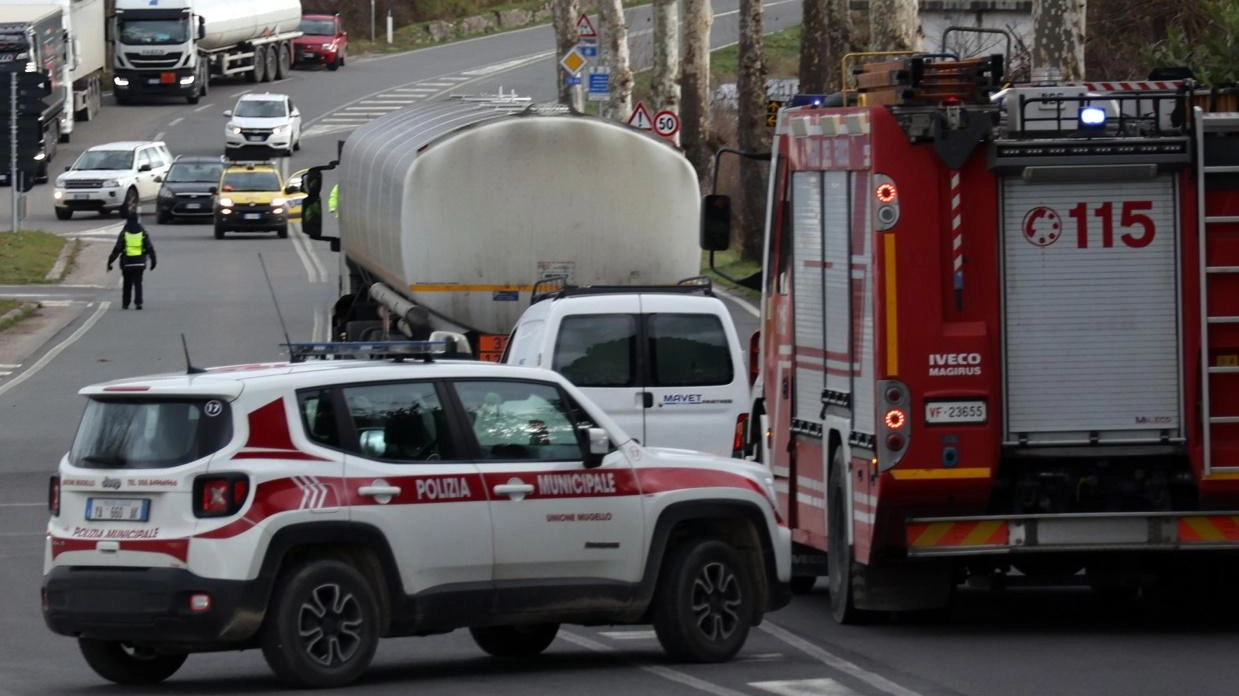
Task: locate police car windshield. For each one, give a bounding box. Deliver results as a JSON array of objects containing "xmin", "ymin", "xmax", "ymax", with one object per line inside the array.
[
  {"xmin": 221, "ymin": 171, "xmax": 280, "ymax": 191},
  {"xmin": 166, "ymin": 162, "xmax": 223, "ymax": 183},
  {"xmin": 71, "ymin": 398, "xmax": 233, "ymax": 470},
  {"xmin": 235, "ymin": 100, "xmax": 287, "ymax": 118},
  {"xmin": 73, "ymin": 150, "xmax": 134, "ymax": 171}
]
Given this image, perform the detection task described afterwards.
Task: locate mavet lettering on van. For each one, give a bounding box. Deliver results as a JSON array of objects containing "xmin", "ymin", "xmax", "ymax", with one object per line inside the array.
[{"xmin": 928, "ymin": 352, "xmax": 983, "ymax": 377}]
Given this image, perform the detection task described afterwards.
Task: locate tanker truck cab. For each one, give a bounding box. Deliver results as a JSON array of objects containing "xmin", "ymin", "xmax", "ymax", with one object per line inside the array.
[{"xmin": 504, "ymin": 279, "xmax": 750, "ymax": 459}]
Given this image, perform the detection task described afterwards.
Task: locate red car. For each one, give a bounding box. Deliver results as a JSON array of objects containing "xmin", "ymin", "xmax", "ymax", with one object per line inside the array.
[{"xmin": 293, "ymin": 14, "xmax": 348, "ymax": 70}]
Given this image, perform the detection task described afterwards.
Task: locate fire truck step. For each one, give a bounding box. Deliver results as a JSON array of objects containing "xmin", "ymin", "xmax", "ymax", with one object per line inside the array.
[
  {"xmin": 1203, "ymin": 166, "xmax": 1239, "ymax": 174},
  {"xmin": 1210, "ymin": 417, "xmax": 1239, "ymax": 424},
  {"xmin": 1205, "ymin": 217, "xmax": 1239, "ymax": 225},
  {"xmin": 1207, "ymin": 316, "xmax": 1239, "ymax": 324},
  {"xmin": 1206, "ymin": 266, "xmax": 1239, "ymax": 273},
  {"xmin": 1208, "ymin": 367, "xmax": 1239, "ymax": 374}
]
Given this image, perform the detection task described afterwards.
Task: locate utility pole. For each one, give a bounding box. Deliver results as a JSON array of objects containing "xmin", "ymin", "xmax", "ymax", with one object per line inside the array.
[{"xmin": 10, "ymin": 73, "xmax": 17, "ymax": 233}]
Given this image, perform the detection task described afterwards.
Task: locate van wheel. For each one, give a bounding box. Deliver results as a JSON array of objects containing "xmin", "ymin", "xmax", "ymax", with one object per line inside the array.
[
  {"xmin": 78, "ymin": 639, "xmax": 186, "ymax": 685},
  {"xmin": 469, "ymin": 624, "xmax": 559, "ymax": 658},
  {"xmin": 259, "ymin": 560, "xmax": 380, "ymax": 688},
  {"xmin": 653, "ymin": 539, "xmax": 753, "ymax": 663}
]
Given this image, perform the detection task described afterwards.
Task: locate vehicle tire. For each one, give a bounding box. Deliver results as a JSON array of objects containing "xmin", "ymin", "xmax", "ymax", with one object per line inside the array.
[
  {"xmin": 78, "ymin": 639, "xmax": 187, "ymax": 685},
  {"xmin": 37, "ymin": 161, "xmax": 49, "ymax": 183},
  {"xmin": 157, "ymin": 209, "xmax": 171, "ymax": 225},
  {"xmin": 277, "ymin": 224, "xmax": 288, "ymax": 238},
  {"xmin": 327, "ymin": 57, "xmax": 339, "ymax": 71},
  {"xmin": 275, "ymin": 44, "xmax": 290, "ymax": 79},
  {"xmin": 187, "ymin": 94, "xmax": 199, "ymax": 105},
  {"xmin": 790, "ymin": 576, "xmax": 818, "ymax": 594},
  {"xmin": 263, "ymin": 45, "xmax": 277, "ymax": 82},
  {"xmin": 827, "ymin": 449, "xmax": 870, "ymax": 624},
  {"xmin": 214, "ymin": 224, "xmax": 225, "ymax": 239},
  {"xmin": 249, "ymin": 46, "xmax": 266, "ymax": 83},
  {"xmin": 114, "ymin": 93, "xmax": 130, "ymax": 106},
  {"xmin": 469, "ymin": 624, "xmax": 559, "ymax": 658},
  {"xmin": 259, "ymin": 559, "xmax": 380, "ymax": 689},
  {"xmin": 652, "ymin": 538, "xmax": 754, "ymax": 663},
  {"xmin": 119, "ymin": 187, "xmax": 138, "ymax": 218},
  {"xmin": 54, "ymin": 207, "xmax": 72, "ymax": 220}
]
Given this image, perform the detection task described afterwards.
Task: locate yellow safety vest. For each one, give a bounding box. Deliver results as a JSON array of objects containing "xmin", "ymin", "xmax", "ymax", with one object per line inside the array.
[{"xmin": 124, "ymin": 231, "xmax": 144, "ymax": 257}]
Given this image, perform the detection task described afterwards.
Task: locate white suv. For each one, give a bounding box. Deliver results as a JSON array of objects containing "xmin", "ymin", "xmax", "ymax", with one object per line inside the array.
[
  {"xmin": 53, "ymin": 141, "xmax": 174, "ymax": 220},
  {"xmin": 42, "ymin": 342, "xmax": 791, "ymax": 688},
  {"xmin": 224, "ymin": 93, "xmax": 302, "ymax": 157}
]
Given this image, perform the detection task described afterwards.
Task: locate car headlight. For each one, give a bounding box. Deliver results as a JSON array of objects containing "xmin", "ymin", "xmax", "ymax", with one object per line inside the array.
[
  {"xmin": 321, "ymin": 42, "xmax": 334, "ymax": 50},
  {"xmin": 217, "ymin": 197, "xmax": 233, "ymax": 207},
  {"xmin": 272, "ymin": 125, "xmax": 288, "ymax": 135},
  {"xmin": 113, "ymin": 76, "xmax": 129, "ymax": 87},
  {"xmin": 270, "ymin": 197, "xmax": 286, "ymax": 207},
  {"xmin": 102, "ymin": 179, "xmax": 119, "ymax": 187},
  {"xmin": 53, "ymin": 189, "xmax": 63, "ymax": 200},
  {"xmin": 158, "ymin": 188, "xmax": 174, "ymax": 199},
  {"xmin": 228, "ymin": 124, "xmax": 241, "ymax": 135}
]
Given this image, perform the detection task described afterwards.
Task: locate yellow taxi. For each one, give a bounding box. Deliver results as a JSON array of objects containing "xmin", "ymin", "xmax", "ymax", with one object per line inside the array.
[{"xmin": 212, "ymin": 161, "xmax": 305, "ymax": 239}]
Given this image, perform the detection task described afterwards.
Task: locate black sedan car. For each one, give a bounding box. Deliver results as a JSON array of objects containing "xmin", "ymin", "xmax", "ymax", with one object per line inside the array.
[{"xmin": 155, "ymin": 156, "xmax": 226, "ymax": 223}]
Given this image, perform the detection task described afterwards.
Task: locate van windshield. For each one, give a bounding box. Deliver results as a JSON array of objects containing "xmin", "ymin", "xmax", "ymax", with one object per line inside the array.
[{"xmin": 70, "ymin": 398, "xmax": 233, "ymax": 469}]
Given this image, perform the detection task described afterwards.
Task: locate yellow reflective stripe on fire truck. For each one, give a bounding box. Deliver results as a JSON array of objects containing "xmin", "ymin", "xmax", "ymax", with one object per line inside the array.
[
  {"xmin": 889, "ymin": 467, "xmax": 990, "ymax": 480},
  {"xmin": 1179, "ymin": 516, "xmax": 1239, "ymax": 543},
  {"xmin": 907, "ymin": 520, "xmax": 1008, "ymax": 548},
  {"xmin": 883, "ymin": 233, "xmax": 898, "ymax": 375},
  {"xmin": 409, "ymin": 284, "xmax": 534, "ymax": 292}
]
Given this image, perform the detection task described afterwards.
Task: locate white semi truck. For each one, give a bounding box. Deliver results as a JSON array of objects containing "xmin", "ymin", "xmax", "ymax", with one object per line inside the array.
[
  {"xmin": 111, "ymin": 0, "xmax": 301, "ymax": 105},
  {"xmin": 319, "ymin": 99, "xmax": 703, "ymax": 360}
]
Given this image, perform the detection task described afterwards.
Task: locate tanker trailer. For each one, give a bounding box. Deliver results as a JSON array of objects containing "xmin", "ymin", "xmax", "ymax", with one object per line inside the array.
[
  {"xmin": 330, "ymin": 98, "xmax": 702, "ymax": 359},
  {"xmin": 111, "ymin": 0, "xmax": 302, "ymax": 105}
]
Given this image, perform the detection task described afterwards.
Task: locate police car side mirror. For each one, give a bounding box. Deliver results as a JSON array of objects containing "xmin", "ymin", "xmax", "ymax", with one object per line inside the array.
[
  {"xmin": 701, "ymin": 194, "xmax": 731, "ymax": 251},
  {"xmin": 584, "ymin": 427, "xmax": 609, "ymax": 468}
]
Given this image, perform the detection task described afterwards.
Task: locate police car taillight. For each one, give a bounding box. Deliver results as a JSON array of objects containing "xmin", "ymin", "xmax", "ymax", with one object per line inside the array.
[
  {"xmin": 193, "ymin": 474, "xmax": 249, "ymax": 518},
  {"xmin": 48, "ymin": 475, "xmax": 59, "ymax": 516}
]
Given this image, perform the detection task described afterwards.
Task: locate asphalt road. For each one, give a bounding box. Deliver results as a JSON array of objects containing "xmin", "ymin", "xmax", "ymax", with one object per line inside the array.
[{"xmin": 4, "ymin": 6, "xmax": 1239, "ymax": 696}]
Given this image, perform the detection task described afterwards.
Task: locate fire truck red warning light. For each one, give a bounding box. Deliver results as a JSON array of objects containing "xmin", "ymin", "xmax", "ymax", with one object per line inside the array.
[{"xmin": 875, "ymin": 182, "xmax": 898, "ymax": 204}]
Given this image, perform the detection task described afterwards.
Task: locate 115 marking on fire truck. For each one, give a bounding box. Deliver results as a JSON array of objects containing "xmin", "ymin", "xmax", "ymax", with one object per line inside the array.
[{"xmin": 1023, "ymin": 201, "xmax": 1156, "ymax": 249}]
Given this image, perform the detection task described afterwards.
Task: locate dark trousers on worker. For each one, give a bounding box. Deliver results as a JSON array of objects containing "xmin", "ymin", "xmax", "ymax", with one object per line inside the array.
[{"xmin": 121, "ymin": 266, "xmax": 144, "ymax": 309}]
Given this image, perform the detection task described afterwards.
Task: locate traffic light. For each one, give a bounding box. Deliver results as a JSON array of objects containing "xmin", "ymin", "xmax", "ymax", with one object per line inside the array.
[{"xmin": 0, "ymin": 73, "xmax": 51, "ymax": 181}]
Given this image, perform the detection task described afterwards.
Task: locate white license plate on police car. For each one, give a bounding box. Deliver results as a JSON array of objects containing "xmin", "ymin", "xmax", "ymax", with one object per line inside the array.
[
  {"xmin": 243, "ymin": 213, "xmax": 261, "ymax": 220},
  {"xmin": 85, "ymin": 497, "xmax": 151, "ymax": 522},
  {"xmin": 925, "ymin": 400, "xmax": 987, "ymax": 425}
]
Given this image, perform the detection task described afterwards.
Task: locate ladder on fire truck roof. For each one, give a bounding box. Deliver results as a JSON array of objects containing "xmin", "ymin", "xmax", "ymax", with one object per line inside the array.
[{"xmin": 1196, "ymin": 107, "xmax": 1239, "ymax": 473}]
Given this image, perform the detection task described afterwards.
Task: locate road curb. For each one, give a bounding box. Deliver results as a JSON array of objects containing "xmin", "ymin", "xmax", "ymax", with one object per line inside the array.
[
  {"xmin": 44, "ymin": 239, "xmax": 76, "ymax": 282},
  {"xmin": 0, "ymin": 301, "xmax": 38, "ymax": 331}
]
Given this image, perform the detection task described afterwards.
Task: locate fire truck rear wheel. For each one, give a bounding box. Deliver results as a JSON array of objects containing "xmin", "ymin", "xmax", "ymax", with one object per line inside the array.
[
  {"xmin": 652, "ymin": 538, "xmax": 754, "ymax": 663},
  {"xmin": 259, "ymin": 559, "xmax": 380, "ymax": 688},
  {"xmin": 469, "ymin": 623, "xmax": 560, "ymax": 658},
  {"xmin": 827, "ymin": 450, "xmax": 869, "ymax": 624},
  {"xmin": 78, "ymin": 639, "xmax": 187, "ymax": 685}
]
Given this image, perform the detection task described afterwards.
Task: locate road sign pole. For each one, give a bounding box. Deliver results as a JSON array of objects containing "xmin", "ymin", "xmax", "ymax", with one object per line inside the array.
[{"xmin": 10, "ymin": 72, "xmax": 17, "ymax": 233}]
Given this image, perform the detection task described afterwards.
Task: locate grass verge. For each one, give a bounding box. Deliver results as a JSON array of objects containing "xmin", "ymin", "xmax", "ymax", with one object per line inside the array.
[
  {"xmin": 0, "ymin": 299, "xmax": 35, "ymax": 332},
  {"xmin": 0, "ymin": 231, "xmax": 66, "ymax": 284}
]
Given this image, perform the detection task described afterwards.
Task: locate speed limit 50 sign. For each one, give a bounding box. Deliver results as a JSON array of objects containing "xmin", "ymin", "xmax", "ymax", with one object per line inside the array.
[{"xmin": 653, "ymin": 110, "xmax": 681, "ymax": 138}]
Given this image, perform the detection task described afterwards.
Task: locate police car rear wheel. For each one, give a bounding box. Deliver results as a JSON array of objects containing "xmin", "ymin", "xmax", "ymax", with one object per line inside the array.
[
  {"xmin": 469, "ymin": 623, "xmax": 560, "ymax": 658},
  {"xmin": 78, "ymin": 639, "xmax": 187, "ymax": 685},
  {"xmin": 652, "ymin": 539, "xmax": 753, "ymax": 663},
  {"xmin": 259, "ymin": 559, "xmax": 380, "ymax": 688}
]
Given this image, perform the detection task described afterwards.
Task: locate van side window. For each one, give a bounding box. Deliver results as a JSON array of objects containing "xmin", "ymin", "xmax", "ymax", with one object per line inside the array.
[
  {"xmin": 648, "ymin": 314, "xmax": 734, "ymax": 386},
  {"xmin": 339, "ymin": 382, "xmax": 449, "ymax": 462},
  {"xmin": 552, "ymin": 315, "xmax": 638, "ymax": 387}
]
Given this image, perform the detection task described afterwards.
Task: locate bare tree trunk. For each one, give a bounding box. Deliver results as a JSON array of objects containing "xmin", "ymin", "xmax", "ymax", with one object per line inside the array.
[
  {"xmin": 737, "ymin": 0, "xmax": 768, "ymax": 261},
  {"xmin": 599, "ymin": 0, "xmax": 633, "ymax": 120},
  {"xmin": 681, "ymin": 0, "xmax": 712, "ymax": 179},
  {"xmin": 799, "ymin": 0, "xmax": 851, "ymax": 93},
  {"xmin": 1033, "ymin": 0, "xmax": 1086, "ymax": 80},
  {"xmin": 869, "ymin": 0, "xmax": 919, "ymax": 51},
  {"xmin": 553, "ymin": 0, "xmax": 583, "ymax": 110},
  {"xmin": 652, "ymin": 0, "xmax": 681, "ymax": 143}
]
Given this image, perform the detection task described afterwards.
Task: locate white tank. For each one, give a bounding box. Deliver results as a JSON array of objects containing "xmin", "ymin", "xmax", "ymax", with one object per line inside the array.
[
  {"xmin": 339, "ymin": 100, "xmax": 703, "ymax": 336},
  {"xmin": 193, "ymin": 0, "xmax": 301, "ymax": 51}
]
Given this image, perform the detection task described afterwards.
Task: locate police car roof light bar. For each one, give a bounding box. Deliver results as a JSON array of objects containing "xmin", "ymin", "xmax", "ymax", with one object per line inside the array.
[{"xmin": 283, "ymin": 340, "xmax": 451, "ymax": 363}]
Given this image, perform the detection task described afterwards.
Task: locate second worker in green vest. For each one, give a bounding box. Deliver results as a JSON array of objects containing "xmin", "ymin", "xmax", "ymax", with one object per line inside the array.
[{"xmin": 107, "ymin": 212, "xmax": 157, "ymax": 310}]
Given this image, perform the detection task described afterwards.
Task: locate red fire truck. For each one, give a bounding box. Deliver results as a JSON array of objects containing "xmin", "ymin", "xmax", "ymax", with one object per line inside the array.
[{"xmin": 702, "ymin": 56, "xmax": 1239, "ymax": 622}]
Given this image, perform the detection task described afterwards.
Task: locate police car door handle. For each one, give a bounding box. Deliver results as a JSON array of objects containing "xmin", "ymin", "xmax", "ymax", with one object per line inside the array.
[
  {"xmin": 494, "ymin": 483, "xmax": 535, "ymax": 497},
  {"xmin": 358, "ymin": 484, "xmax": 402, "ymax": 497}
]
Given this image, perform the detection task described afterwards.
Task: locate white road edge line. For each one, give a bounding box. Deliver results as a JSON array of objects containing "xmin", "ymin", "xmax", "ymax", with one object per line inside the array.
[
  {"xmin": 759, "ymin": 622, "xmax": 926, "ymax": 696},
  {"xmin": 0, "ymin": 301, "xmax": 110, "ymax": 400},
  {"xmin": 714, "ymin": 285, "xmax": 759, "ymax": 317},
  {"xmin": 153, "ymin": 131, "xmax": 164, "ymax": 141},
  {"xmin": 168, "ymin": 116, "xmax": 184, "ymax": 126},
  {"xmin": 557, "ymin": 630, "xmax": 748, "ymax": 696},
  {"xmin": 0, "ymin": 502, "xmax": 45, "ymax": 507},
  {"xmin": 193, "ymin": 103, "xmax": 212, "ymax": 112}
]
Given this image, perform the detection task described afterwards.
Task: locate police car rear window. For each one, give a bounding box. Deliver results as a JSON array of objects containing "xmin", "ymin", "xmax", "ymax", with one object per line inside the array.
[{"xmin": 69, "ymin": 398, "xmax": 233, "ymax": 469}]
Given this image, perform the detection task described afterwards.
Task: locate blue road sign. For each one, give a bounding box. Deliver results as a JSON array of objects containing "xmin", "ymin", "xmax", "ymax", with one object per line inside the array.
[
  {"xmin": 579, "ymin": 43, "xmax": 598, "ymax": 58},
  {"xmin": 564, "ymin": 75, "xmax": 582, "ymax": 86},
  {"xmin": 588, "ymin": 72, "xmax": 609, "ymax": 94}
]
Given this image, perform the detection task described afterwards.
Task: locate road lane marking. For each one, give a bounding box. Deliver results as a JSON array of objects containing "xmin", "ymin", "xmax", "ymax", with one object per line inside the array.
[
  {"xmin": 194, "ymin": 103, "xmax": 212, "ymax": 112},
  {"xmin": 599, "ymin": 630, "xmax": 656, "ymax": 640},
  {"xmin": 168, "ymin": 116, "xmax": 184, "ymax": 126},
  {"xmin": 752, "ymin": 679, "xmax": 859, "ymax": 696},
  {"xmin": 0, "ymin": 502, "xmax": 44, "ymax": 507},
  {"xmin": 0, "ymin": 371, "xmax": 10, "ymax": 377},
  {"xmin": 0, "ymin": 301, "xmax": 110, "ymax": 399},
  {"xmin": 715, "ymin": 285, "xmax": 759, "ymax": 317},
  {"xmin": 760, "ymin": 622, "xmax": 925, "ymax": 696},
  {"xmin": 0, "ymin": 364, "xmax": 20, "ymax": 368},
  {"xmin": 738, "ymin": 652, "xmax": 785, "ymax": 663},
  {"xmin": 417, "ymin": 81, "xmax": 455, "ymax": 87},
  {"xmin": 153, "ymin": 131, "xmax": 164, "ymax": 141},
  {"xmin": 462, "ymin": 52, "xmax": 553, "ymax": 76},
  {"xmin": 558, "ymin": 630, "xmax": 748, "ymax": 696}
]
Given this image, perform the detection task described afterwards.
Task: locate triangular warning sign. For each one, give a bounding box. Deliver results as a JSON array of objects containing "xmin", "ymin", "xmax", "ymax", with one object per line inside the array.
[
  {"xmin": 576, "ymin": 13, "xmax": 598, "ymax": 38},
  {"xmin": 628, "ymin": 102, "xmax": 653, "ymax": 130}
]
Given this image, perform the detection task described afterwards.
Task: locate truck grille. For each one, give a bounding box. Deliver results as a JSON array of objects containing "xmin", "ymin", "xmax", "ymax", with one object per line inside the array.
[
  {"xmin": 63, "ymin": 180, "xmax": 103, "ymax": 189},
  {"xmin": 124, "ymin": 52, "xmax": 182, "ymax": 69}
]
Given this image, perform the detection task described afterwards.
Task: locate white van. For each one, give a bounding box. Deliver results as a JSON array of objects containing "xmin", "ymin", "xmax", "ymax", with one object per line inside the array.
[{"xmin": 504, "ymin": 281, "xmax": 750, "ymax": 458}]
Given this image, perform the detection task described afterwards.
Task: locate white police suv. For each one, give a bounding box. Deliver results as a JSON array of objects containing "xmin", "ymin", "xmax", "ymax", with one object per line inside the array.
[{"xmin": 43, "ymin": 342, "xmax": 791, "ymax": 688}]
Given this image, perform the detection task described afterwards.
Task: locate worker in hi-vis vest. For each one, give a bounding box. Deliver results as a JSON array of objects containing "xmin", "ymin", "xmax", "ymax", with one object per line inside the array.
[
  {"xmin": 328, "ymin": 183, "xmax": 339, "ymax": 217},
  {"xmin": 107, "ymin": 212, "xmax": 157, "ymax": 310}
]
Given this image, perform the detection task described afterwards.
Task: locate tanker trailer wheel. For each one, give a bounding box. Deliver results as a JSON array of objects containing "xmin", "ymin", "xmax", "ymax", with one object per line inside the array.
[
  {"xmin": 263, "ymin": 46, "xmax": 277, "ymax": 82},
  {"xmin": 249, "ymin": 46, "xmax": 267, "ymax": 83},
  {"xmin": 275, "ymin": 45, "xmax": 290, "ymax": 80},
  {"xmin": 827, "ymin": 449, "xmax": 871, "ymax": 624}
]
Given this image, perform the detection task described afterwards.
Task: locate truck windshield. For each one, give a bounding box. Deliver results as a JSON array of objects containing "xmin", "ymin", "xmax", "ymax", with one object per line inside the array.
[
  {"xmin": 221, "ymin": 172, "xmax": 280, "ymax": 191},
  {"xmin": 70, "ymin": 398, "xmax": 233, "ymax": 470},
  {"xmin": 299, "ymin": 19, "xmax": 335, "ymax": 36},
  {"xmin": 235, "ymin": 100, "xmax": 287, "ymax": 118},
  {"xmin": 166, "ymin": 162, "xmax": 223, "ymax": 183},
  {"xmin": 73, "ymin": 151, "xmax": 134, "ymax": 171},
  {"xmin": 118, "ymin": 19, "xmax": 188, "ymax": 45}
]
